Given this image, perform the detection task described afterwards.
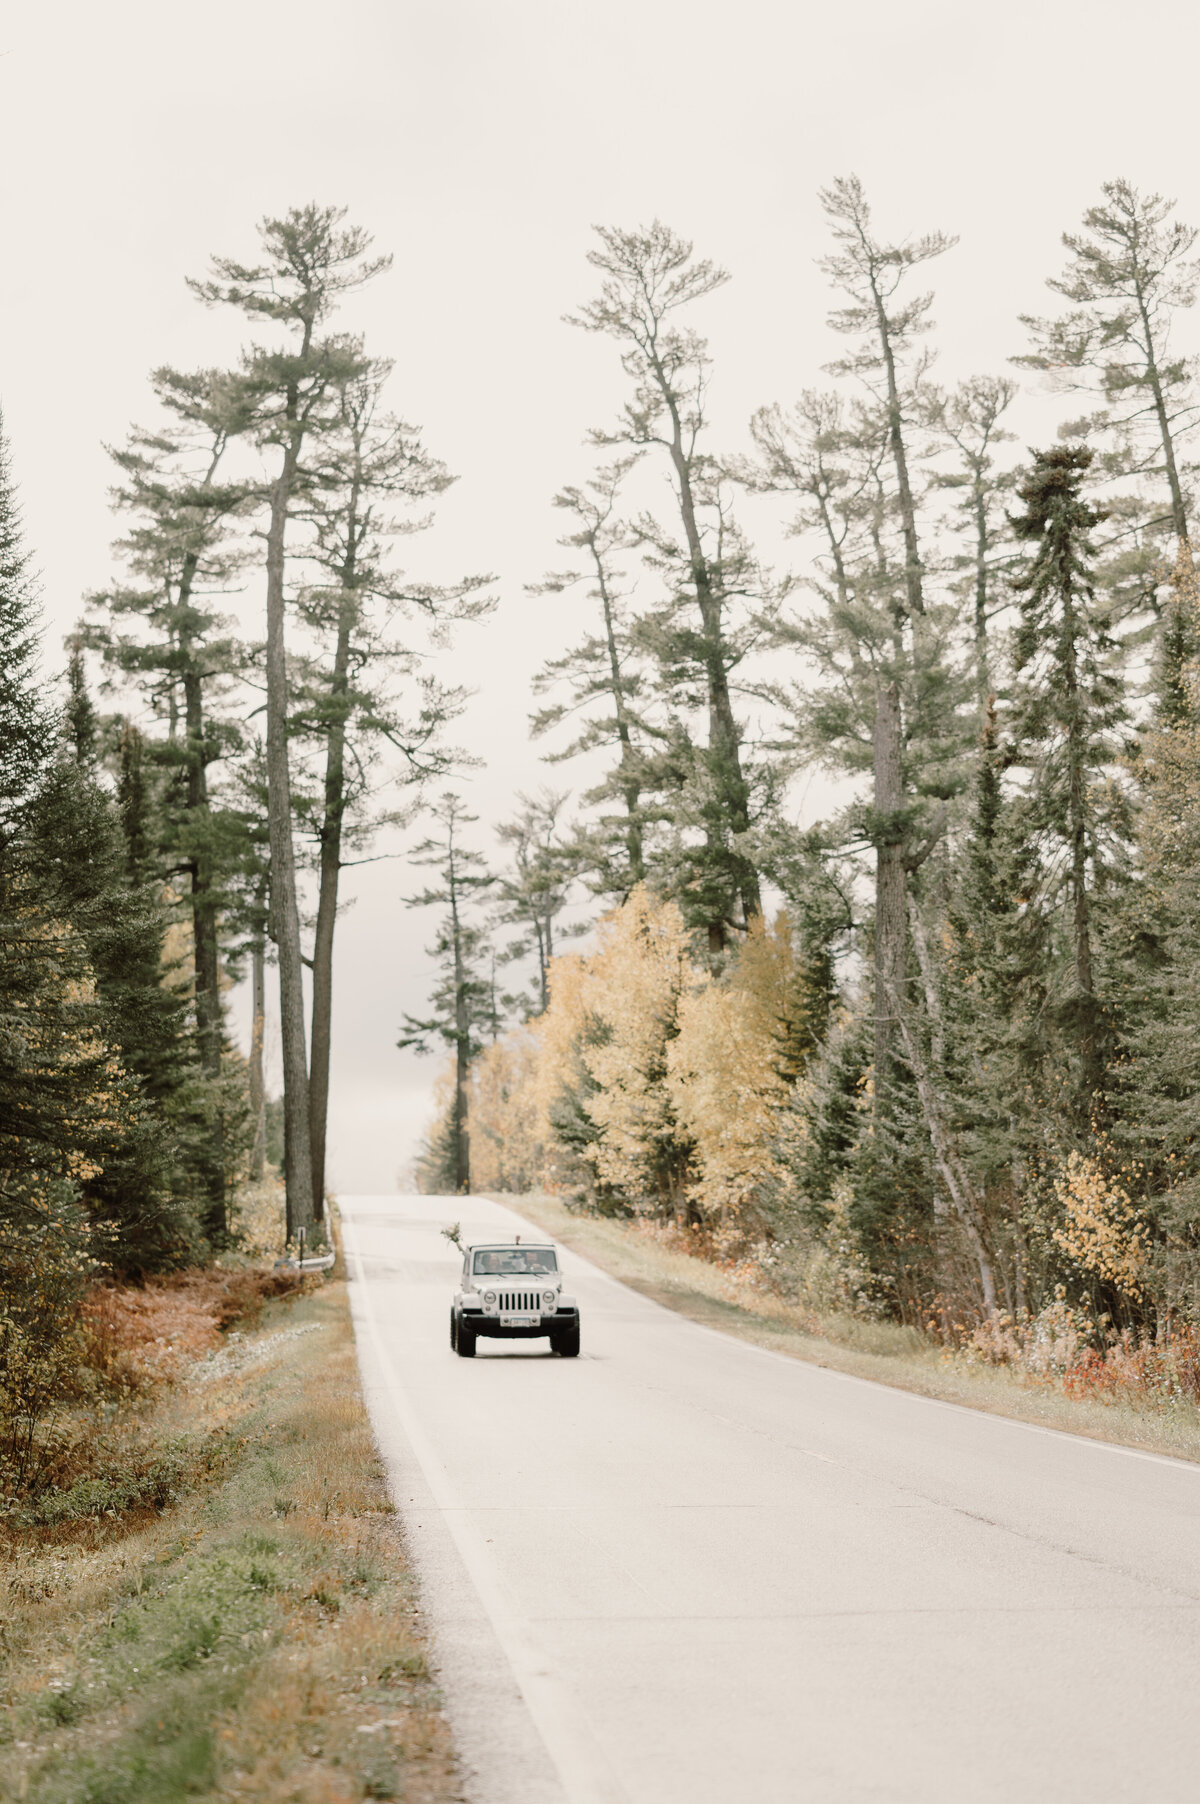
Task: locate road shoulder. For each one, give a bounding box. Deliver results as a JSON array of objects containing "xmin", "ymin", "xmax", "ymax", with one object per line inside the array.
[{"xmin": 505, "ymin": 1191, "xmax": 1200, "ymax": 1467}]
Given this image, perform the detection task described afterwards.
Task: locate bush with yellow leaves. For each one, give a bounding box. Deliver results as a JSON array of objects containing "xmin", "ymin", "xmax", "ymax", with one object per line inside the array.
[{"xmin": 1051, "ymin": 1152, "xmax": 1148, "ymax": 1302}]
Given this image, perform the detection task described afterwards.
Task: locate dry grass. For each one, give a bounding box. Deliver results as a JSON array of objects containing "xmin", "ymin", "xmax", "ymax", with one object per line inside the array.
[
  {"xmin": 0, "ymin": 1280, "xmax": 463, "ymax": 1804},
  {"xmin": 510, "ymin": 1193, "xmax": 1200, "ymax": 1465}
]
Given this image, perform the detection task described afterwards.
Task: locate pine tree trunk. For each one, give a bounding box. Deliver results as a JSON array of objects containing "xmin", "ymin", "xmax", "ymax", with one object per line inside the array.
[
  {"xmin": 973, "ymin": 480, "xmax": 991, "ymax": 706},
  {"xmin": 308, "ymin": 593, "xmax": 354, "ymax": 1217},
  {"xmin": 892, "ymin": 1002, "xmax": 998, "ymax": 1314},
  {"xmin": 454, "ymin": 1027, "xmax": 470, "ymax": 1195},
  {"xmin": 1059, "ymin": 583, "xmax": 1101, "ymax": 1097},
  {"xmin": 872, "ymin": 291, "xmax": 924, "ymax": 618},
  {"xmin": 183, "ymin": 666, "xmax": 226, "ymax": 1240},
  {"xmin": 265, "ymin": 457, "xmax": 316, "ymax": 1242},
  {"xmin": 597, "ymin": 561, "xmax": 644, "ymax": 885},
  {"xmin": 452, "ymin": 878, "xmax": 470, "ymax": 1194},
  {"xmin": 1135, "ymin": 285, "xmax": 1189, "ymax": 544},
  {"xmin": 873, "ymin": 678, "xmax": 906, "ymax": 1114},
  {"xmin": 654, "ymin": 358, "xmax": 760, "ymax": 939},
  {"xmin": 249, "ymin": 932, "xmax": 266, "ymax": 1181}
]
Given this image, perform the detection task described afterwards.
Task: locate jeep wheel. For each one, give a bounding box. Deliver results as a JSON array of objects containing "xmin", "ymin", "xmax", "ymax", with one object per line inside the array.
[
  {"xmin": 456, "ymin": 1323, "xmax": 477, "ymax": 1358},
  {"xmin": 450, "ymin": 1307, "xmax": 458, "ymax": 1352},
  {"xmin": 551, "ymin": 1323, "xmax": 580, "ymax": 1358}
]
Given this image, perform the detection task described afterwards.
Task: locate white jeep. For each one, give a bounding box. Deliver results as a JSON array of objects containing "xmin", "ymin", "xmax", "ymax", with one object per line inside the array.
[{"xmin": 451, "ymin": 1239, "xmax": 581, "ymax": 1358}]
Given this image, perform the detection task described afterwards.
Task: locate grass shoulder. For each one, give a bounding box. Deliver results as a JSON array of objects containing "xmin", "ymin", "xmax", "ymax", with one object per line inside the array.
[
  {"xmin": 0, "ymin": 1277, "xmax": 461, "ymax": 1804},
  {"xmin": 508, "ymin": 1192, "xmax": 1200, "ymax": 1466}
]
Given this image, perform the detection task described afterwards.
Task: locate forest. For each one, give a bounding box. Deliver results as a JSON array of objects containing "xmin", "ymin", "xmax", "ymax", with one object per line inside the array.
[
  {"xmin": 413, "ymin": 178, "xmax": 1200, "ymax": 1388},
  {"xmin": 4, "ymin": 171, "xmax": 1200, "ymax": 1491},
  {"xmin": 0, "ymin": 208, "xmax": 490, "ymax": 1487}
]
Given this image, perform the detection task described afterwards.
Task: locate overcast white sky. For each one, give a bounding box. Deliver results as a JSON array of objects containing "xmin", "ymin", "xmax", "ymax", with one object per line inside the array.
[{"xmin": 2, "ymin": 0, "xmax": 1198, "ymax": 1191}]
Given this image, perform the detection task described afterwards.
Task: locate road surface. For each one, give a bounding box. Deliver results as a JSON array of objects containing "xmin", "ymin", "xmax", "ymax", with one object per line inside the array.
[{"xmin": 344, "ymin": 1194, "xmax": 1200, "ymax": 1803}]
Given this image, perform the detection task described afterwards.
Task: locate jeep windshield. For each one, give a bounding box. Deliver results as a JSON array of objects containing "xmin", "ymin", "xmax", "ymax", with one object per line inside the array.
[{"xmin": 472, "ymin": 1247, "xmax": 558, "ymax": 1277}]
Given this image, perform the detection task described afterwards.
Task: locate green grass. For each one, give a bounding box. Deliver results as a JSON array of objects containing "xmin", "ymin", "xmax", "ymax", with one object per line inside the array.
[
  {"xmin": 509, "ymin": 1192, "xmax": 1200, "ymax": 1464},
  {"xmin": 0, "ymin": 1282, "xmax": 459, "ymax": 1804}
]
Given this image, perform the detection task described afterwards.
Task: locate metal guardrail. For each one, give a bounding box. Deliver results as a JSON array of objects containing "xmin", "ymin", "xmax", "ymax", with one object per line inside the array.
[{"xmin": 272, "ymin": 1249, "xmax": 337, "ymax": 1274}]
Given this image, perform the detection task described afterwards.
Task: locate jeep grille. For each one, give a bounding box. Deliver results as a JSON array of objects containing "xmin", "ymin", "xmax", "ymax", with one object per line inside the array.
[{"xmin": 497, "ymin": 1290, "xmax": 541, "ymax": 1313}]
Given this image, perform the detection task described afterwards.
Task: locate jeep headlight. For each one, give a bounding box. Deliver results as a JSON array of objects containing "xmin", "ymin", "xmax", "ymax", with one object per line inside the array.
[
  {"xmin": 483, "ymin": 1289, "xmax": 497, "ymax": 1309},
  {"xmin": 542, "ymin": 1290, "xmax": 557, "ymax": 1312}
]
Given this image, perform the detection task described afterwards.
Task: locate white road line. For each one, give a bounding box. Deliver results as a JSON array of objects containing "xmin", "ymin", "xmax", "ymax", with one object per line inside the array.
[{"xmin": 344, "ymin": 1209, "xmax": 630, "ymax": 1804}]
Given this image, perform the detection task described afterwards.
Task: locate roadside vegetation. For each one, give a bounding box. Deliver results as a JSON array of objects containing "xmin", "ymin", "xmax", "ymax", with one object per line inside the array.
[
  {"xmin": 0, "ymin": 1264, "xmax": 461, "ymax": 1804},
  {"xmin": 0, "ymin": 204, "xmax": 480, "ymax": 1803},
  {"xmin": 514, "ymin": 1193, "xmax": 1200, "ymax": 1463}
]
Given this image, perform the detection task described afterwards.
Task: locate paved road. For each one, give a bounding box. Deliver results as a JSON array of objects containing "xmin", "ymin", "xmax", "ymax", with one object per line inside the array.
[{"xmin": 345, "ymin": 1194, "xmax": 1200, "ymax": 1804}]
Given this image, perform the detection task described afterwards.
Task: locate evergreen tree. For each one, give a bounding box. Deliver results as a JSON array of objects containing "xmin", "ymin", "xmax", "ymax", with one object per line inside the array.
[
  {"xmin": 819, "ymin": 174, "xmax": 956, "ymax": 621},
  {"xmin": 413, "ymin": 1096, "xmax": 460, "ymax": 1195},
  {"xmin": 397, "ymin": 796, "xmax": 494, "ymax": 1193},
  {"xmin": 530, "ymin": 461, "xmax": 653, "ymax": 898},
  {"xmin": 1008, "ymin": 446, "xmax": 1130, "ymax": 1108},
  {"xmin": 569, "ymin": 223, "xmax": 768, "ymax": 952},
  {"xmin": 1016, "ymin": 179, "xmax": 1197, "ymax": 547},
  {"xmin": 291, "ymin": 363, "xmax": 489, "ymax": 1208},
  {"xmin": 191, "ymin": 204, "xmax": 386, "ymax": 1239},
  {"xmin": 761, "ymin": 183, "xmax": 964, "ymax": 1114},
  {"xmin": 23, "ymin": 751, "xmax": 202, "ymax": 1266},
  {"xmin": 64, "ymin": 647, "xmax": 98, "ymax": 768},
  {"xmin": 82, "ymin": 367, "xmax": 252, "ymax": 1236},
  {"xmin": 492, "ymin": 790, "xmax": 579, "ymax": 1015},
  {"xmin": 1017, "ymin": 181, "xmax": 1200, "ymax": 705},
  {"xmin": 0, "ymin": 414, "xmax": 51, "ymax": 860},
  {"xmin": 924, "ymin": 377, "xmax": 1018, "ymax": 707},
  {"xmin": 1112, "ymin": 550, "xmax": 1200, "ymax": 1258},
  {"xmin": 743, "ymin": 379, "xmax": 968, "ymax": 1118}
]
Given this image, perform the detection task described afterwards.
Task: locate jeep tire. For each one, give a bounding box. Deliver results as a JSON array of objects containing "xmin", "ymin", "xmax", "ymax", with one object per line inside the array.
[
  {"xmin": 456, "ymin": 1319, "xmax": 477, "ymax": 1358},
  {"xmin": 551, "ymin": 1322, "xmax": 580, "ymax": 1358}
]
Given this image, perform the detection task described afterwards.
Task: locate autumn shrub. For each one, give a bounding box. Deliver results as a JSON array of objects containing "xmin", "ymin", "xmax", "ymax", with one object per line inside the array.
[
  {"xmin": 553, "ymin": 887, "xmax": 695, "ymax": 1215},
  {"xmin": 229, "ymin": 1174, "xmax": 287, "ymax": 1259},
  {"xmin": 943, "ymin": 1274, "xmax": 1200, "ymax": 1408},
  {"xmin": 0, "ymin": 1181, "xmax": 98, "ymax": 1490},
  {"xmin": 1051, "ymin": 1152, "xmax": 1149, "ymax": 1302},
  {"xmin": 78, "ymin": 1266, "xmax": 305, "ymax": 1391},
  {"xmin": 1, "ymin": 1264, "xmax": 303, "ymax": 1506}
]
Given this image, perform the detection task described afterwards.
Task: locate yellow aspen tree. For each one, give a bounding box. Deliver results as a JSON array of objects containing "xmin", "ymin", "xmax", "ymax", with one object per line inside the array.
[{"xmin": 668, "ymin": 913, "xmax": 808, "ymax": 1239}]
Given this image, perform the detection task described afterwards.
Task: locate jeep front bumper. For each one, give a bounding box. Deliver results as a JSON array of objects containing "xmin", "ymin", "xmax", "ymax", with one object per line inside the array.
[{"xmin": 461, "ymin": 1304, "xmax": 578, "ymax": 1338}]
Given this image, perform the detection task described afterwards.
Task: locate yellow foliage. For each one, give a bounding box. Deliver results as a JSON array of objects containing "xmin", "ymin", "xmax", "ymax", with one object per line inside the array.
[
  {"xmin": 668, "ymin": 912, "xmax": 803, "ymax": 1226},
  {"xmin": 469, "ymin": 1028, "xmax": 548, "ymax": 1193},
  {"xmin": 529, "ymin": 949, "xmax": 592, "ymax": 1142},
  {"xmin": 436, "ymin": 891, "xmax": 819, "ymax": 1240},
  {"xmin": 1052, "ymin": 1152, "xmax": 1147, "ymax": 1299},
  {"xmin": 425, "ymin": 889, "xmax": 699, "ymax": 1207},
  {"xmin": 573, "ymin": 887, "xmax": 694, "ymax": 1209}
]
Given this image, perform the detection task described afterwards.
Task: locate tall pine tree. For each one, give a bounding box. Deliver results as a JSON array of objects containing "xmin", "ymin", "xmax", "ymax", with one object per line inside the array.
[{"xmin": 1008, "ymin": 446, "xmax": 1130, "ymax": 1109}]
